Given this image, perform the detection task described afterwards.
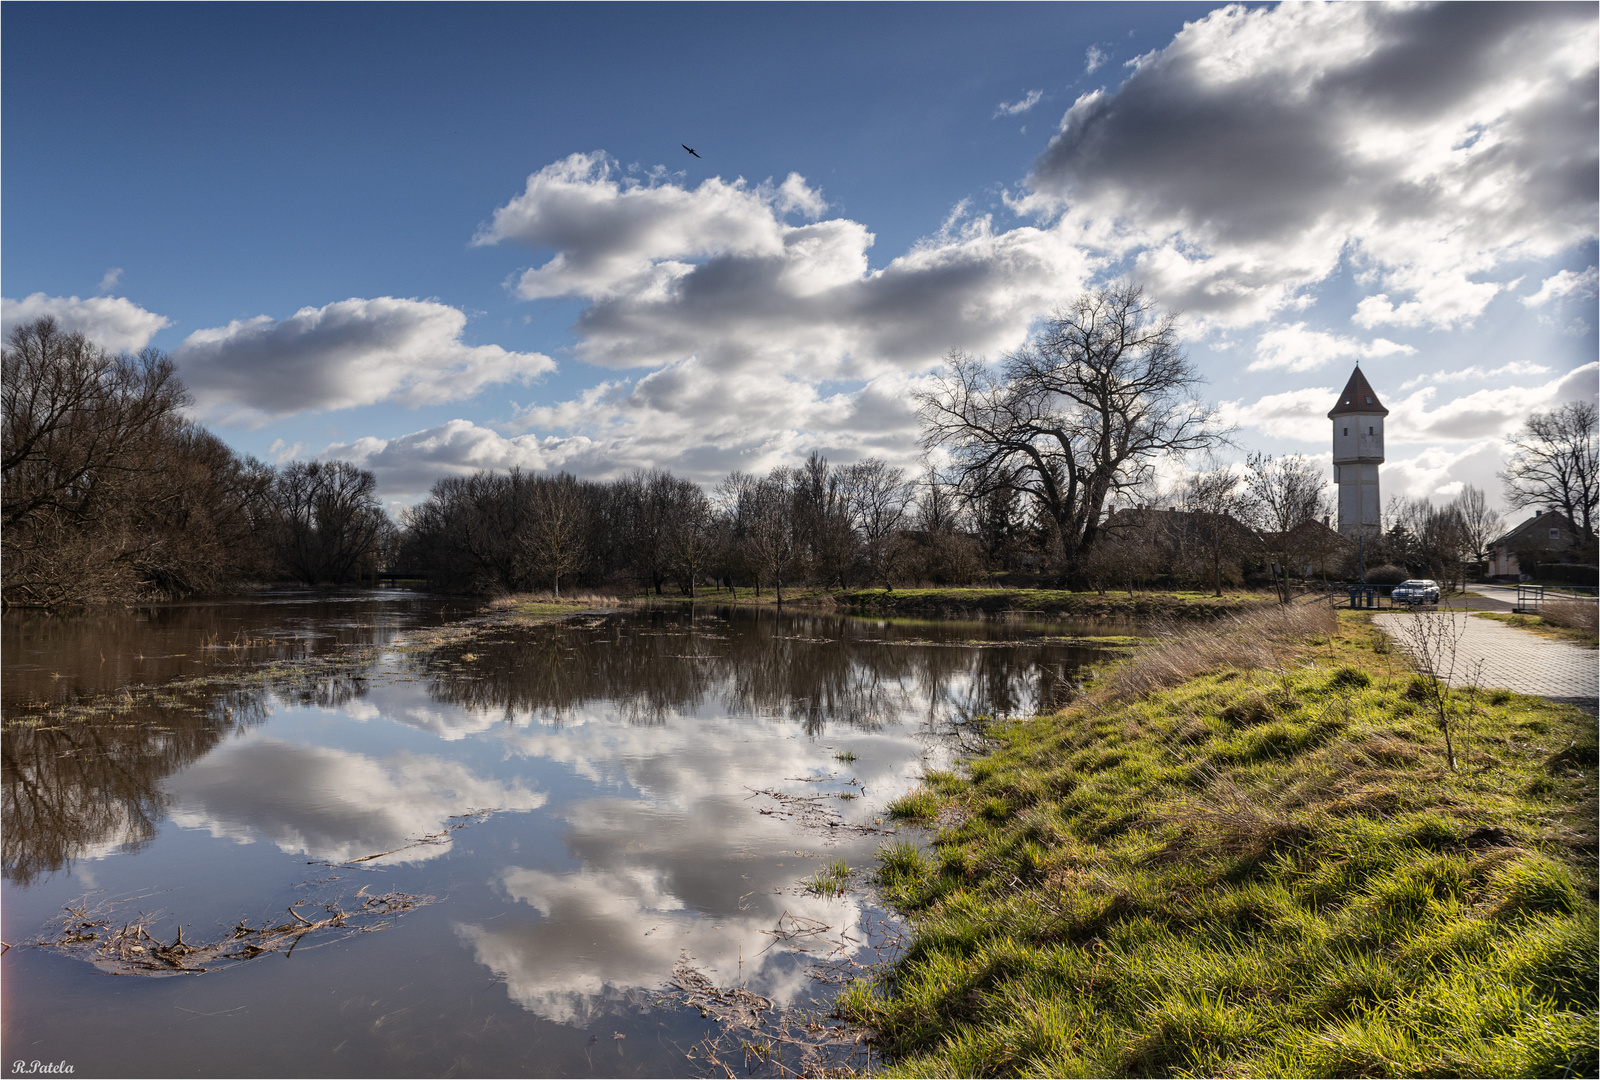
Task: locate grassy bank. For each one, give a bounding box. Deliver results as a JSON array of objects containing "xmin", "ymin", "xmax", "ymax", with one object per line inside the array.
[
  {"xmin": 841, "ymin": 605, "xmax": 1598, "ymax": 1077},
  {"xmin": 612, "ymin": 585, "xmax": 1274, "ymax": 620},
  {"xmin": 837, "ymin": 587, "xmax": 1272, "ymax": 620},
  {"xmin": 1474, "ymin": 611, "xmax": 1600, "ymax": 649}
]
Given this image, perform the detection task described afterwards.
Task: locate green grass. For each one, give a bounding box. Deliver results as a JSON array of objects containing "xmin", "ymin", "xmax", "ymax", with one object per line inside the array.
[
  {"xmin": 1473, "ymin": 611, "xmax": 1599, "ymax": 648},
  {"xmin": 803, "ymin": 856, "xmax": 853, "ymax": 898},
  {"xmin": 838, "ymin": 587, "xmax": 1272, "ymax": 620},
  {"xmin": 840, "ymin": 611, "xmax": 1599, "ymax": 1078}
]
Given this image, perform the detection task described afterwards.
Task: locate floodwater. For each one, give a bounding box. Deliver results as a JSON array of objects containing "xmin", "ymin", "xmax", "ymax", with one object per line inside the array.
[{"xmin": 2, "ymin": 593, "xmax": 1117, "ymax": 1078}]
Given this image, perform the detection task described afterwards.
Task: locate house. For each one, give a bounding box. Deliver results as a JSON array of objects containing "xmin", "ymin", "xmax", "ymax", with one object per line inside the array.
[
  {"xmin": 1486, "ymin": 510, "xmax": 1584, "ymax": 580},
  {"xmin": 1257, "ymin": 518, "xmax": 1354, "ymax": 578}
]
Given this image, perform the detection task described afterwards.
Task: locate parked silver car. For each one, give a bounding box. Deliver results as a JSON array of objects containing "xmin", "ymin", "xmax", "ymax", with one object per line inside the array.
[{"xmin": 1391, "ymin": 579, "xmax": 1440, "ymax": 606}]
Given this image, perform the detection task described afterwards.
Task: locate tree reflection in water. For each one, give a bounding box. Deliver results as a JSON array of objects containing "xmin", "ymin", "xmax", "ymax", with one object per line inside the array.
[
  {"xmin": 423, "ymin": 607, "xmax": 1106, "ymax": 738},
  {"xmin": 4, "ymin": 602, "xmax": 1111, "ymax": 889}
]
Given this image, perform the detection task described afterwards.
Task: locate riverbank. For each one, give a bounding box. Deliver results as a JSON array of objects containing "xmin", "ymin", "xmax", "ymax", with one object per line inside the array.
[
  {"xmin": 840, "ymin": 606, "xmax": 1598, "ymax": 1077},
  {"xmin": 625, "ymin": 586, "xmax": 1272, "ymax": 620}
]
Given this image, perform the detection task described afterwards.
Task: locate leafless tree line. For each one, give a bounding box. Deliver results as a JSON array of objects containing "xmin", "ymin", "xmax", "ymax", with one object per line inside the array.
[
  {"xmin": 398, "ymin": 453, "xmax": 981, "ymax": 597},
  {"xmin": 2, "ymin": 318, "xmax": 393, "ymax": 606}
]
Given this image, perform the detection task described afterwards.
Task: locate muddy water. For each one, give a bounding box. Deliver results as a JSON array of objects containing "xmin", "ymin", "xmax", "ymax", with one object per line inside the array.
[{"xmin": 2, "ymin": 593, "xmax": 1115, "ymax": 1078}]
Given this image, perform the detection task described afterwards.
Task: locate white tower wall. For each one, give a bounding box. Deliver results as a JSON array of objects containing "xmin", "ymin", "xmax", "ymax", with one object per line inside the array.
[{"xmin": 1329, "ymin": 369, "xmax": 1386, "ymax": 540}]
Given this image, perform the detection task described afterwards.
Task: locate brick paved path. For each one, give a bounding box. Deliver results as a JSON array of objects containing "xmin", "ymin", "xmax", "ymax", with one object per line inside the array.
[{"xmin": 1373, "ymin": 612, "xmax": 1598, "ymax": 711}]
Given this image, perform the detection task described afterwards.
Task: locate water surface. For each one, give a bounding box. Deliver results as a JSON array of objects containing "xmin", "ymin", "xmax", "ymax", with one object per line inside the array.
[{"xmin": 2, "ymin": 594, "xmax": 1114, "ymax": 1077}]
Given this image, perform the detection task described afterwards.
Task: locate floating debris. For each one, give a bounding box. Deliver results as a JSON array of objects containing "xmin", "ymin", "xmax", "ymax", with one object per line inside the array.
[
  {"xmin": 746, "ymin": 788, "xmax": 891, "ymax": 840},
  {"xmin": 32, "ymin": 886, "xmax": 434, "ymax": 976},
  {"xmin": 656, "ymin": 957, "xmax": 870, "ymax": 1079}
]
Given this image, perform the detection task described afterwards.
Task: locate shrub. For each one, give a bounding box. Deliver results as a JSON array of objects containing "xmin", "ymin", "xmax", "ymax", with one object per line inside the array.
[{"xmin": 1539, "ymin": 564, "xmax": 1599, "ymax": 586}]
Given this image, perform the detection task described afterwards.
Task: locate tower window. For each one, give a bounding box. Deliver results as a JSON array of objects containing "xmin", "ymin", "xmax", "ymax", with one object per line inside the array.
[
  {"xmin": 1343, "ymin": 427, "xmax": 1348, "ymax": 436},
  {"xmin": 1368, "ymin": 426, "xmax": 1373, "ymax": 435}
]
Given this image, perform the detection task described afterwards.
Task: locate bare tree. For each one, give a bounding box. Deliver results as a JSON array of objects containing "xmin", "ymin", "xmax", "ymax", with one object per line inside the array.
[
  {"xmin": 918, "ymin": 284, "xmax": 1224, "ymax": 579},
  {"xmin": 1244, "ymin": 453, "xmax": 1333, "ymax": 601},
  {"xmin": 1176, "ymin": 464, "xmax": 1250, "ymax": 597},
  {"xmin": 663, "ymin": 478, "xmax": 715, "ymax": 597},
  {"xmin": 524, "ymin": 473, "xmax": 590, "ymax": 597},
  {"xmin": 1449, "ymin": 485, "xmax": 1503, "ymax": 572},
  {"xmin": 270, "ymin": 461, "xmax": 389, "ymax": 585},
  {"xmin": 1396, "ymin": 613, "xmax": 1467, "ymax": 770},
  {"xmin": 744, "ymin": 470, "xmax": 800, "ymax": 602},
  {"xmin": 2, "ymin": 317, "xmax": 277, "ymax": 605},
  {"xmin": 1390, "ymin": 497, "xmax": 1470, "ymax": 589},
  {"xmin": 1501, "ymin": 401, "xmax": 1598, "ymax": 537},
  {"xmin": 840, "ymin": 459, "xmax": 910, "ymax": 589},
  {"xmin": 2, "ymin": 319, "xmax": 189, "ymax": 532}
]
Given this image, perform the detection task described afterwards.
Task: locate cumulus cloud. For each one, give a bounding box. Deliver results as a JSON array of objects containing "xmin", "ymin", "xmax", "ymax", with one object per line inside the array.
[
  {"xmin": 1382, "ymin": 440, "xmax": 1506, "ymax": 504},
  {"xmin": 425, "ymin": 5, "xmax": 1593, "ymax": 491},
  {"xmin": 1398, "ymin": 361, "xmax": 1551, "ymax": 392},
  {"xmin": 1523, "ymin": 266, "xmax": 1599, "ymax": 307},
  {"xmin": 995, "ymin": 89, "xmax": 1044, "ymax": 117},
  {"xmin": 1247, "ymin": 322, "xmax": 1413, "ymax": 373},
  {"xmin": 173, "ymin": 297, "xmax": 555, "ymax": 426},
  {"xmin": 1085, "ymin": 46, "xmax": 1105, "ymax": 74},
  {"xmin": 1221, "ymin": 363, "xmax": 1599, "ymax": 447},
  {"xmin": 476, "ymin": 153, "xmax": 1092, "ymax": 379},
  {"xmin": 1, "ymin": 292, "xmax": 171, "ymax": 352},
  {"xmin": 324, "ymin": 365, "xmax": 928, "ymax": 497},
  {"xmin": 1024, "ymin": 3, "xmax": 1598, "ymax": 329}
]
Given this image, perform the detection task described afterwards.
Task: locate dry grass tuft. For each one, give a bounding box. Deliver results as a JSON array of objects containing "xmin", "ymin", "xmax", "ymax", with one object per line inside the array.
[
  {"xmin": 1541, "ymin": 597, "xmax": 1599, "ymax": 635},
  {"xmin": 489, "ymin": 590, "xmax": 621, "ymax": 608},
  {"xmin": 1107, "ymin": 600, "xmax": 1338, "ymax": 699}
]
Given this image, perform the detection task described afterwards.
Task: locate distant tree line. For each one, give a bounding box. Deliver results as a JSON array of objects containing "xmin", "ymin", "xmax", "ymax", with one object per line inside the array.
[
  {"xmin": 396, "ymin": 454, "xmax": 980, "ymax": 598},
  {"xmin": 10, "ymin": 287, "xmax": 1592, "ymax": 606},
  {"xmin": 2, "ymin": 318, "xmax": 393, "ymax": 607}
]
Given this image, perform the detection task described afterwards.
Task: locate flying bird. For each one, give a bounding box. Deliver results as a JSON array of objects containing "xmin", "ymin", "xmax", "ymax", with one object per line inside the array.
[{"xmin": 682, "ymin": 144, "xmax": 701, "ymax": 158}]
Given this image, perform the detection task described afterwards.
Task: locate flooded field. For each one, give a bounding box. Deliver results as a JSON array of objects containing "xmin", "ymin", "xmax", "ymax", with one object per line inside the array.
[{"xmin": 2, "ymin": 593, "xmax": 1118, "ymax": 1077}]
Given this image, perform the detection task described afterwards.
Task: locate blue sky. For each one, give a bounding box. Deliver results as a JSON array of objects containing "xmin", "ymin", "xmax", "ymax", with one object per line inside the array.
[{"xmin": 5, "ymin": 2, "xmax": 1596, "ymax": 513}]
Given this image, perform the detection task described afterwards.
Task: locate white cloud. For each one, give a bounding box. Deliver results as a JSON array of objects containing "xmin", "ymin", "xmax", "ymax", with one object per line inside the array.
[
  {"xmin": 266, "ymin": 438, "xmax": 309, "ymax": 464},
  {"xmin": 1, "ymin": 292, "xmax": 171, "ymax": 352},
  {"xmin": 1523, "ymin": 266, "xmax": 1599, "ymax": 307},
  {"xmin": 1085, "ymin": 46, "xmax": 1105, "ymax": 74},
  {"xmin": 995, "ymin": 89, "xmax": 1043, "ymax": 117},
  {"xmin": 475, "ymin": 153, "xmax": 830, "ymax": 301},
  {"xmin": 299, "ymin": 5, "xmax": 1595, "ymax": 496},
  {"xmin": 1221, "ymin": 363, "xmax": 1599, "ymax": 447},
  {"xmin": 1247, "ymin": 322, "xmax": 1414, "ymax": 373},
  {"xmin": 323, "ymin": 365, "xmax": 930, "ymax": 498},
  {"xmin": 96, "ymin": 268, "xmax": 123, "ymax": 294},
  {"xmin": 1381, "ymin": 441, "xmax": 1506, "ymax": 505},
  {"xmin": 1398, "ymin": 361, "xmax": 1552, "ymax": 392},
  {"xmin": 1023, "ymin": 3, "xmax": 1598, "ymax": 330},
  {"xmin": 173, "ymin": 297, "xmax": 555, "ymax": 426},
  {"xmin": 477, "ymin": 155, "xmax": 1092, "ymax": 381},
  {"xmin": 1386, "ymin": 363, "xmax": 1599, "ymax": 444}
]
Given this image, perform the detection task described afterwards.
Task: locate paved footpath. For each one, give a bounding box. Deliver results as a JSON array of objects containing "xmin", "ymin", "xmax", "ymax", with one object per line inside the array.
[{"xmin": 1372, "ymin": 611, "xmax": 1598, "ymax": 713}]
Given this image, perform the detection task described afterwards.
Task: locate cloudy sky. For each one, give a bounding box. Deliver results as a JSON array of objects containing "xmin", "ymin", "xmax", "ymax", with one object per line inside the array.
[{"xmin": 4, "ymin": 3, "xmax": 1595, "ymax": 512}]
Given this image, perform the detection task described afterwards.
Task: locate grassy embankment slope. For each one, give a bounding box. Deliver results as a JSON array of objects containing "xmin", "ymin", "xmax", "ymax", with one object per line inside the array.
[{"xmin": 842, "ymin": 605, "xmax": 1598, "ymax": 1077}]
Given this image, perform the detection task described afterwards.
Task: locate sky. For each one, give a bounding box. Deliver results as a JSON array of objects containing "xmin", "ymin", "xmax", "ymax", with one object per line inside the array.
[{"xmin": 4, "ymin": 2, "xmax": 1596, "ymax": 517}]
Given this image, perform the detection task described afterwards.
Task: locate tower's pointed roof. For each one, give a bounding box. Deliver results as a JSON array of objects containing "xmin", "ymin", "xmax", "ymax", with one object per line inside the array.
[{"xmin": 1327, "ymin": 365, "xmax": 1389, "ymax": 418}]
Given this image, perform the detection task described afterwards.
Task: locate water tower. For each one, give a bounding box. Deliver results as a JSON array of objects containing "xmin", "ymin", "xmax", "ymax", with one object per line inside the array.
[{"xmin": 1328, "ymin": 366, "xmax": 1386, "ymax": 539}]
